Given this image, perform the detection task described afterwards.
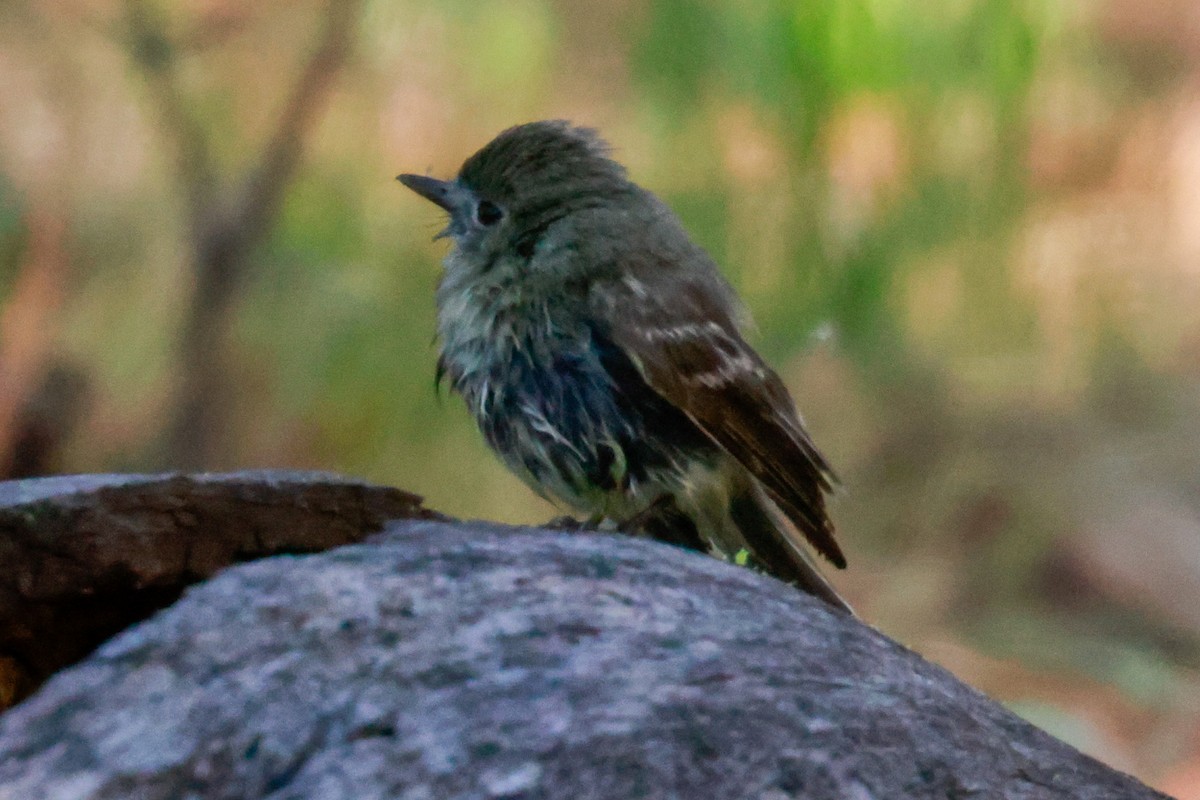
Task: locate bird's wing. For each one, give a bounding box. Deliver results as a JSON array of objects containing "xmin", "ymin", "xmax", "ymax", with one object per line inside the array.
[{"xmin": 595, "ymin": 269, "xmax": 845, "ymax": 569}]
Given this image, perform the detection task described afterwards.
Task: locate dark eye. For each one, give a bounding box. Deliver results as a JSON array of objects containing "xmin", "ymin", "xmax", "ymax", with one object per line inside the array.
[{"xmin": 475, "ymin": 199, "xmax": 503, "ymax": 226}]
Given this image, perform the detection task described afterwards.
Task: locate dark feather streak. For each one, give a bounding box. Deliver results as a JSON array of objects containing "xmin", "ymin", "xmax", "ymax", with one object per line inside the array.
[{"xmin": 600, "ymin": 271, "xmax": 846, "ymax": 569}]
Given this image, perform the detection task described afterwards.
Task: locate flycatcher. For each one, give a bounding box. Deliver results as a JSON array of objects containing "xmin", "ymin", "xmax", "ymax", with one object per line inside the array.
[{"xmin": 398, "ymin": 120, "xmax": 850, "ymax": 611}]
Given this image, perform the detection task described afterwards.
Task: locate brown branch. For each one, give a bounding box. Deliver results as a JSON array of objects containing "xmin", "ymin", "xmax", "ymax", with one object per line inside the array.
[
  {"xmin": 180, "ymin": 0, "xmax": 362, "ymax": 331},
  {"xmin": 232, "ymin": 0, "xmax": 361, "ymax": 246},
  {"xmin": 0, "ymin": 210, "xmax": 69, "ymax": 473},
  {"xmin": 121, "ymin": 0, "xmax": 218, "ymax": 226},
  {"xmin": 0, "ymin": 9, "xmax": 92, "ymax": 478},
  {"xmin": 117, "ymin": 0, "xmax": 363, "ymax": 468}
]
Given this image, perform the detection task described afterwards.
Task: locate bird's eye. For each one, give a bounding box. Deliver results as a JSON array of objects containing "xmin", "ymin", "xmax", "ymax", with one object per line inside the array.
[{"xmin": 475, "ymin": 199, "xmax": 503, "ymax": 227}]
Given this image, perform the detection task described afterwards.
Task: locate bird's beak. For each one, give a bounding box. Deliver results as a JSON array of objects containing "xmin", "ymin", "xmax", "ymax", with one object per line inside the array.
[{"xmin": 396, "ymin": 174, "xmax": 455, "ymax": 213}]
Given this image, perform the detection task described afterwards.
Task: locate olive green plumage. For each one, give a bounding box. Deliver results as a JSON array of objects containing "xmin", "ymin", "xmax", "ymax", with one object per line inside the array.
[{"xmin": 399, "ymin": 121, "xmax": 850, "ymax": 612}]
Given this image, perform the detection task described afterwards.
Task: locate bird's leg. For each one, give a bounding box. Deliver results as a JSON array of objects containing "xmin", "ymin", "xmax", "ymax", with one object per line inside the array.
[
  {"xmin": 617, "ymin": 495, "xmax": 709, "ymax": 552},
  {"xmin": 542, "ymin": 513, "xmax": 605, "ymax": 531},
  {"xmin": 615, "ymin": 494, "xmax": 677, "ymax": 535}
]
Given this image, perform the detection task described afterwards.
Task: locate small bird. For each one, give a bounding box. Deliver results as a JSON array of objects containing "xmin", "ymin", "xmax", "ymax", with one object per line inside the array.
[{"xmin": 398, "ymin": 121, "xmax": 850, "ymax": 611}]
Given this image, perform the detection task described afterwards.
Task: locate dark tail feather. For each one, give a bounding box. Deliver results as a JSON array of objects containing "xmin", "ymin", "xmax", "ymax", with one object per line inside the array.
[{"xmin": 729, "ymin": 487, "xmax": 854, "ymax": 615}]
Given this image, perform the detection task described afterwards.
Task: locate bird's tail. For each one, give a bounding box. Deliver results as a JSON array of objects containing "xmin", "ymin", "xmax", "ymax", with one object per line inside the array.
[
  {"xmin": 627, "ymin": 467, "xmax": 852, "ymax": 614},
  {"xmin": 728, "ymin": 483, "xmax": 854, "ymax": 615}
]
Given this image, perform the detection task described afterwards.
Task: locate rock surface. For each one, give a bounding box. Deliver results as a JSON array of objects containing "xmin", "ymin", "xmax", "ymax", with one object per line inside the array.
[{"xmin": 0, "ymin": 508, "xmax": 1168, "ymax": 799}]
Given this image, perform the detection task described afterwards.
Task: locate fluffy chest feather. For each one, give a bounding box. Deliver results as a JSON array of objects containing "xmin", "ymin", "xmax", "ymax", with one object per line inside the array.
[{"xmin": 434, "ymin": 279, "xmax": 714, "ymax": 515}]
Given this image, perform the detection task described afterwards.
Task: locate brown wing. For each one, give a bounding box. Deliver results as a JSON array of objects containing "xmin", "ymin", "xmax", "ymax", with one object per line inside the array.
[{"xmin": 597, "ymin": 272, "xmax": 846, "ymax": 569}]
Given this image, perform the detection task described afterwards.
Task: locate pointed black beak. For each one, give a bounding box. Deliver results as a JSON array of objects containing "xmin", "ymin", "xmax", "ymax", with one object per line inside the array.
[{"xmin": 397, "ymin": 174, "xmax": 455, "ymax": 213}]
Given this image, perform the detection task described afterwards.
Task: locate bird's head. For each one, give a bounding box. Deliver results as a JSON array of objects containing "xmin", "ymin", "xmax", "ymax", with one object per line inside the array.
[{"xmin": 398, "ymin": 120, "xmax": 632, "ymax": 279}]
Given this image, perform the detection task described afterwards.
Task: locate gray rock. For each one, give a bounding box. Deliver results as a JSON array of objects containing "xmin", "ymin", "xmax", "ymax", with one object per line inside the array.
[{"xmin": 0, "ymin": 515, "xmax": 1167, "ymax": 799}]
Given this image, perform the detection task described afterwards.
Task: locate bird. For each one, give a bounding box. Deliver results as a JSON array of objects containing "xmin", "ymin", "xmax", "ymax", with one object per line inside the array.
[{"xmin": 397, "ymin": 120, "xmax": 850, "ymax": 612}]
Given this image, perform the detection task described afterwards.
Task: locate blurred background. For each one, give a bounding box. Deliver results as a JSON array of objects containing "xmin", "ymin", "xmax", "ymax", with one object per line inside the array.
[{"xmin": 2, "ymin": 0, "xmax": 1199, "ymax": 792}]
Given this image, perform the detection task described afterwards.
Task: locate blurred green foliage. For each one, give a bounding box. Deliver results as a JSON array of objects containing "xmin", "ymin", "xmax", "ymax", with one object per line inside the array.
[
  {"xmin": 635, "ymin": 0, "xmax": 1046, "ymax": 366},
  {"xmin": 0, "ymin": 179, "xmax": 25, "ymax": 299}
]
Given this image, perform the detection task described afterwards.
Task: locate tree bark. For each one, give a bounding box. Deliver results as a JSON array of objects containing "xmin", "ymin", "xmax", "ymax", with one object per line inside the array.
[{"xmin": 0, "ymin": 471, "xmax": 434, "ymax": 708}]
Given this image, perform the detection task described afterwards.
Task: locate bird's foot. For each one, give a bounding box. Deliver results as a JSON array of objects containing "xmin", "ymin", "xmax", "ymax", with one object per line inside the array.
[
  {"xmin": 542, "ymin": 515, "xmax": 604, "ymax": 532},
  {"xmin": 615, "ymin": 494, "xmax": 677, "ymax": 535}
]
